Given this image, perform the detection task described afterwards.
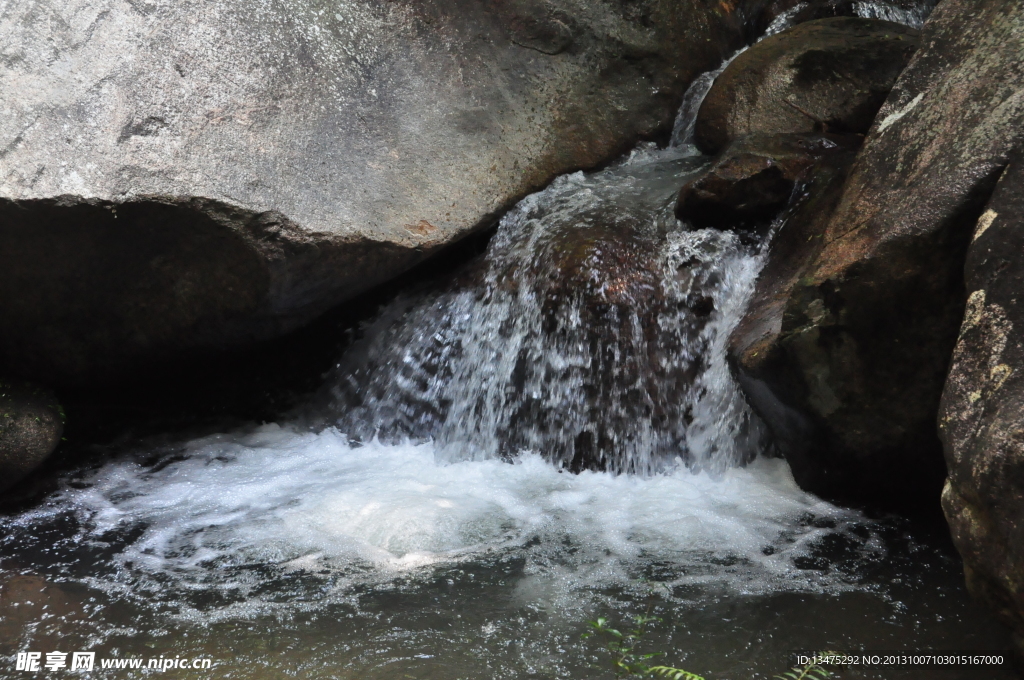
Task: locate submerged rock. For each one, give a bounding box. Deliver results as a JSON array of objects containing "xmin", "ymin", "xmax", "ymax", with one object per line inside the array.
[
  {"xmin": 729, "ymin": 0, "xmax": 1024, "ymax": 508},
  {"xmin": 501, "ymin": 213, "xmax": 711, "ymax": 473},
  {"xmin": 0, "ymin": 0, "xmax": 761, "ymax": 386},
  {"xmin": 675, "ymin": 132, "xmax": 860, "ymax": 231},
  {"xmin": 0, "ymin": 379, "xmax": 64, "ymax": 495},
  {"xmin": 694, "ymin": 17, "xmax": 920, "ymax": 155},
  {"xmin": 940, "ymin": 158, "xmax": 1024, "ymax": 657}
]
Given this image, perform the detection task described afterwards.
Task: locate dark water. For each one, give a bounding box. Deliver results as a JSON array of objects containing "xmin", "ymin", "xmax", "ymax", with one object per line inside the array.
[{"xmin": 0, "ymin": 504, "xmax": 1012, "ymax": 679}]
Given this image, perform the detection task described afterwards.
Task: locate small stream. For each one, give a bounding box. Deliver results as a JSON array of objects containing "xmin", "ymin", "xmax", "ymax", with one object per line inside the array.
[{"xmin": 0, "ymin": 2, "xmax": 1013, "ymax": 678}]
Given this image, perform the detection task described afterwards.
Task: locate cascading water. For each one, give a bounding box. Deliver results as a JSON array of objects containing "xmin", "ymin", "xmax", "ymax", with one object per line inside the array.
[
  {"xmin": 0, "ymin": 3, "xmax": 1010, "ymax": 678},
  {"xmin": 321, "ymin": 145, "xmax": 768, "ymax": 475},
  {"xmin": 853, "ymin": 1, "xmax": 934, "ymax": 28}
]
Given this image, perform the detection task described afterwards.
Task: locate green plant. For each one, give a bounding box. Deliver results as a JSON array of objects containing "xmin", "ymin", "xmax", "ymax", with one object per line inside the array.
[
  {"xmin": 584, "ymin": 612, "xmax": 836, "ymax": 680},
  {"xmin": 774, "ymin": 653, "xmax": 837, "ymax": 680},
  {"xmin": 647, "ymin": 667, "xmax": 706, "ymax": 680},
  {"xmin": 583, "ymin": 614, "xmax": 703, "ymax": 680}
]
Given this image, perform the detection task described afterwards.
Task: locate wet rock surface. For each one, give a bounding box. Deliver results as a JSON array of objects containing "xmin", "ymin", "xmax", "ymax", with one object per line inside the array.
[
  {"xmin": 729, "ymin": 0, "xmax": 1024, "ymax": 509},
  {"xmin": 0, "ymin": 0, "xmax": 763, "ymax": 386},
  {"xmin": 756, "ymin": 0, "xmax": 937, "ymax": 34},
  {"xmin": 728, "ymin": 138, "xmax": 861, "ymax": 497},
  {"xmin": 694, "ymin": 17, "xmax": 920, "ymax": 155},
  {"xmin": 940, "ymin": 157, "xmax": 1024, "ymax": 656},
  {"xmin": 675, "ymin": 132, "xmax": 860, "ymax": 232},
  {"xmin": 0, "ymin": 379, "xmax": 64, "ymax": 495},
  {"xmin": 498, "ymin": 211, "xmax": 712, "ymax": 472}
]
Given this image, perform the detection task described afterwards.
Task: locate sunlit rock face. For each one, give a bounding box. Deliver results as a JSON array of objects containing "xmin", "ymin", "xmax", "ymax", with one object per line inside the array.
[{"xmin": 0, "ymin": 0, "xmax": 767, "ymax": 386}]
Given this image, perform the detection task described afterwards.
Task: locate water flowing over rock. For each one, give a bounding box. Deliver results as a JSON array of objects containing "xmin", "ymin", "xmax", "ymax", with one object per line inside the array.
[
  {"xmin": 693, "ymin": 17, "xmax": 920, "ymax": 155},
  {"xmin": 0, "ymin": 379, "xmax": 64, "ymax": 494},
  {"xmin": 319, "ymin": 146, "xmax": 769, "ymax": 474},
  {"xmin": 756, "ymin": 0, "xmax": 937, "ymax": 34},
  {"xmin": 0, "ymin": 0, "xmax": 764, "ymax": 386},
  {"xmin": 729, "ymin": 0, "xmax": 1024, "ymax": 508},
  {"xmin": 675, "ymin": 132, "xmax": 860, "ymax": 232},
  {"xmin": 940, "ymin": 157, "xmax": 1024, "ymax": 660}
]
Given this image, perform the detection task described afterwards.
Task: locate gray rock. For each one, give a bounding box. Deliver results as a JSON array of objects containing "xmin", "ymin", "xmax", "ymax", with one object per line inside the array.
[
  {"xmin": 0, "ymin": 379, "xmax": 64, "ymax": 494},
  {"xmin": 694, "ymin": 17, "xmax": 920, "ymax": 154},
  {"xmin": 728, "ymin": 0, "xmax": 1024, "ymax": 507},
  {"xmin": 940, "ymin": 157, "xmax": 1024, "ymax": 656},
  {"xmin": 0, "ymin": 0, "xmax": 759, "ymax": 385}
]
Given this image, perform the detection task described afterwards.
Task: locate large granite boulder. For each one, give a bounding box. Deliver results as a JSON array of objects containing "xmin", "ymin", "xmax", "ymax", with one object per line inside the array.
[
  {"xmin": 0, "ymin": 379, "xmax": 64, "ymax": 495},
  {"xmin": 729, "ymin": 0, "xmax": 1024, "ymax": 507},
  {"xmin": 0, "ymin": 0, "xmax": 763, "ymax": 386},
  {"xmin": 694, "ymin": 17, "xmax": 920, "ymax": 155},
  {"xmin": 940, "ymin": 157, "xmax": 1024, "ymax": 658}
]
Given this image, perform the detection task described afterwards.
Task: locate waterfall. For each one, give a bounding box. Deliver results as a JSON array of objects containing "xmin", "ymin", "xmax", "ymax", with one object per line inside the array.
[
  {"xmin": 320, "ymin": 145, "xmax": 771, "ymax": 475},
  {"xmin": 315, "ymin": 0, "xmax": 936, "ymax": 475},
  {"xmin": 0, "ymin": 0, "xmax": 956, "ymax": 643}
]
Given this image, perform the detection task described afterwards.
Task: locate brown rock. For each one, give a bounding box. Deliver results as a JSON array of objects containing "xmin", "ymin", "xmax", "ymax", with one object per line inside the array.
[
  {"xmin": 694, "ymin": 17, "xmax": 920, "ymax": 155},
  {"xmin": 940, "ymin": 157, "xmax": 1024, "ymax": 655},
  {"xmin": 675, "ymin": 132, "xmax": 860, "ymax": 231},
  {"xmin": 728, "ymin": 0, "xmax": 1024, "ymax": 508}
]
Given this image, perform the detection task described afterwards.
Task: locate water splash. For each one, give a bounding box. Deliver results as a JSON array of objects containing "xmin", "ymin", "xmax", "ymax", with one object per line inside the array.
[
  {"xmin": 669, "ymin": 51, "xmax": 743, "ymax": 149},
  {"xmin": 763, "ymin": 3, "xmax": 810, "ymax": 36},
  {"xmin": 854, "ymin": 1, "xmax": 932, "ymax": 28},
  {"xmin": 0, "ymin": 426, "xmax": 866, "ymax": 614}
]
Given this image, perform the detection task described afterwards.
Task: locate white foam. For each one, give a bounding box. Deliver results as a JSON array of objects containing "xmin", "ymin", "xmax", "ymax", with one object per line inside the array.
[{"xmin": 26, "ymin": 425, "xmax": 865, "ymax": 606}]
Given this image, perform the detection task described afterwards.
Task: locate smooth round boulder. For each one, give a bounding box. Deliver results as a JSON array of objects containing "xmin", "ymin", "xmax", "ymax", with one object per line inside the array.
[
  {"xmin": 694, "ymin": 17, "xmax": 920, "ymax": 154},
  {"xmin": 0, "ymin": 379, "xmax": 64, "ymax": 494}
]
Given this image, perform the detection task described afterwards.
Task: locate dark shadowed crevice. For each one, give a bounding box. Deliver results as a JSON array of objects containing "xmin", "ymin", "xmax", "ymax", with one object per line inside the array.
[
  {"xmin": 0, "ymin": 197, "xmax": 272, "ymax": 381},
  {"xmin": 0, "ymin": 196, "xmax": 424, "ymax": 388}
]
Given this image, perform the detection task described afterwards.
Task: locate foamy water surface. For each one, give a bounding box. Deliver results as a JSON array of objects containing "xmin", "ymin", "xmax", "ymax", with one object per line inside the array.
[{"xmin": 6, "ymin": 426, "xmax": 869, "ymax": 614}]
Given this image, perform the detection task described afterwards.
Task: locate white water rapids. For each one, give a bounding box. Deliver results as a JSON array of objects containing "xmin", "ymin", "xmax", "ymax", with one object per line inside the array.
[{"xmin": 4, "ymin": 428, "xmax": 873, "ymax": 621}]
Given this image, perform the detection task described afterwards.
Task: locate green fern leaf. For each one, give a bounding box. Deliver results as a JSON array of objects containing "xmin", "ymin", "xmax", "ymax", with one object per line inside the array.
[{"xmin": 647, "ymin": 665, "xmax": 706, "ymax": 680}]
